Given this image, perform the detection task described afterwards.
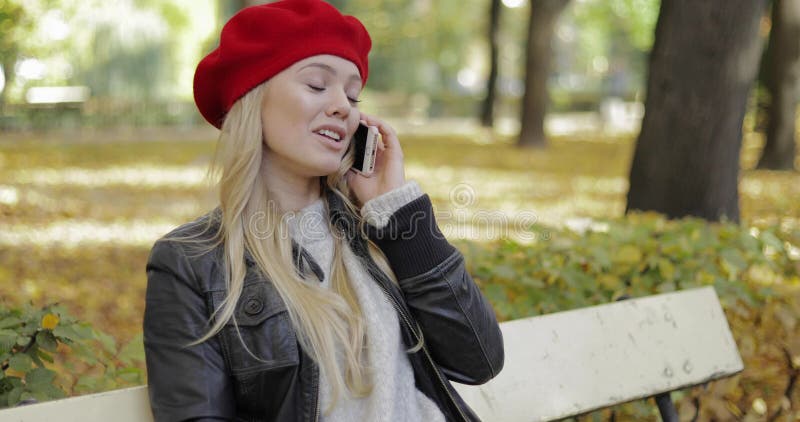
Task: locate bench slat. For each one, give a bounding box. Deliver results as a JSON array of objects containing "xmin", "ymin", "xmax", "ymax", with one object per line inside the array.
[
  {"xmin": 0, "ymin": 386, "xmax": 152, "ymax": 422},
  {"xmin": 453, "ymin": 286, "xmax": 743, "ymax": 421}
]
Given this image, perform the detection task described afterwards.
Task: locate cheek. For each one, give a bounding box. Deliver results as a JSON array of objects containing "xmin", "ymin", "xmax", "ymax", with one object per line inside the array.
[
  {"xmin": 346, "ymin": 115, "xmax": 360, "ymax": 139},
  {"xmin": 261, "ymin": 105, "xmax": 304, "ymax": 148},
  {"xmin": 262, "ymin": 86, "xmax": 313, "ymax": 133}
]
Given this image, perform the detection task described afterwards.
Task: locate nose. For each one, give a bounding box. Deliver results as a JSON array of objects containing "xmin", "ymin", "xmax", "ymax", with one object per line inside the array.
[{"xmin": 325, "ymin": 89, "xmax": 352, "ymax": 119}]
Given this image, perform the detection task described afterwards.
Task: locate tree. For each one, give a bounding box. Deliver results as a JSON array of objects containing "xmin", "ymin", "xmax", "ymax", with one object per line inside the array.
[
  {"xmin": 626, "ymin": 0, "xmax": 769, "ymax": 222},
  {"xmin": 757, "ymin": 0, "xmax": 800, "ymax": 171},
  {"xmin": 480, "ymin": 0, "xmax": 501, "ymax": 127},
  {"xmin": 0, "ymin": 0, "xmax": 28, "ymax": 106},
  {"xmin": 517, "ymin": 0, "xmax": 571, "ymax": 148}
]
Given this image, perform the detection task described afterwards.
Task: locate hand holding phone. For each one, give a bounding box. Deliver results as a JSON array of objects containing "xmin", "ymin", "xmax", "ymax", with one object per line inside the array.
[
  {"xmin": 351, "ymin": 123, "xmax": 379, "ymax": 177},
  {"xmin": 346, "ymin": 115, "xmax": 405, "ymax": 205}
]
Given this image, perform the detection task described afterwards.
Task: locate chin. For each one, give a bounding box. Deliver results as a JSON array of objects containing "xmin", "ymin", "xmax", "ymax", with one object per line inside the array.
[{"xmin": 313, "ymin": 161, "xmax": 343, "ymax": 177}]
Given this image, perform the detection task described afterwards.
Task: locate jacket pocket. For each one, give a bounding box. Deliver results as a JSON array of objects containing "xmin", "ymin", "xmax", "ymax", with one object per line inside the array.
[{"xmin": 210, "ymin": 281, "xmax": 299, "ymax": 375}]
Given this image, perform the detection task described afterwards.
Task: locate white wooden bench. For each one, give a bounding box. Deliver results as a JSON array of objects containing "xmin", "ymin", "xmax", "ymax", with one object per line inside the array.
[{"xmin": 0, "ymin": 286, "xmax": 742, "ymax": 422}]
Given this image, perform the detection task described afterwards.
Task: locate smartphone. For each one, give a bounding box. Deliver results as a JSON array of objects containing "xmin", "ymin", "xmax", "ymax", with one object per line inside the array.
[{"xmin": 351, "ymin": 123, "xmax": 379, "ymax": 177}]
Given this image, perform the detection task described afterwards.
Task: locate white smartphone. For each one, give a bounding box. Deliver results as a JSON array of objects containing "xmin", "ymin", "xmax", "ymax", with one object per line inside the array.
[{"xmin": 351, "ymin": 123, "xmax": 379, "ymax": 177}]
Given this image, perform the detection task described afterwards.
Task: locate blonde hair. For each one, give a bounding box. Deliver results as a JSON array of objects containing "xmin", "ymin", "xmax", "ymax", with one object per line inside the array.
[{"xmin": 182, "ymin": 80, "xmax": 407, "ymax": 412}]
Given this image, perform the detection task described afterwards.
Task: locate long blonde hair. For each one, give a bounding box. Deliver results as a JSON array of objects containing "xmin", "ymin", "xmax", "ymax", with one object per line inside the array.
[{"xmin": 187, "ymin": 81, "xmax": 401, "ymax": 410}]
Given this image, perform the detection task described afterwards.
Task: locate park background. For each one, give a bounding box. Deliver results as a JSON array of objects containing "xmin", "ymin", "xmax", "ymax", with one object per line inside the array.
[{"xmin": 1, "ymin": 0, "xmax": 799, "ymax": 420}]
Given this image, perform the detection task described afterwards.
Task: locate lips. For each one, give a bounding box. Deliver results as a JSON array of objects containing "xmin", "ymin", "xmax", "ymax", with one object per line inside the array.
[{"xmin": 313, "ymin": 125, "xmax": 346, "ymax": 142}]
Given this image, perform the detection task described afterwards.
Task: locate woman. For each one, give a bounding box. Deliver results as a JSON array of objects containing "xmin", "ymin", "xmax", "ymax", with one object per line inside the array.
[{"xmin": 143, "ymin": 1, "xmax": 504, "ymax": 421}]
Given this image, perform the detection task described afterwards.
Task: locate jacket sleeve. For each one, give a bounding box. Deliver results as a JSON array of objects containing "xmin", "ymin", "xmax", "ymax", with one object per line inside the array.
[
  {"xmin": 365, "ymin": 192, "xmax": 505, "ymax": 385},
  {"xmin": 144, "ymin": 239, "xmax": 236, "ymax": 421}
]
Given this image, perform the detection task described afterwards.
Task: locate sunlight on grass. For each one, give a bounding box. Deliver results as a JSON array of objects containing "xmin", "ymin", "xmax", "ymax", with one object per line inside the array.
[
  {"xmin": 408, "ymin": 162, "xmax": 629, "ymax": 229},
  {"xmin": 0, "ymin": 219, "xmax": 178, "ymax": 247},
  {"xmin": 10, "ymin": 165, "xmax": 209, "ymax": 188},
  {"xmin": 2, "ymin": 135, "xmax": 795, "ymax": 247},
  {"xmin": 0, "ymin": 185, "xmax": 19, "ymax": 205}
]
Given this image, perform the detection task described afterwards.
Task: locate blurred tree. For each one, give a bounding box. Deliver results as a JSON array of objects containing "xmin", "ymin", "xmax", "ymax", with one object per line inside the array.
[
  {"xmin": 326, "ymin": 0, "xmax": 349, "ymax": 9},
  {"xmin": 236, "ymin": 0, "xmax": 271, "ymax": 8},
  {"xmin": 480, "ymin": 0, "xmax": 501, "ymax": 127},
  {"xmin": 626, "ymin": 0, "xmax": 769, "ymax": 222},
  {"xmin": 227, "ymin": 0, "xmax": 272, "ymax": 21},
  {"xmin": 517, "ymin": 0, "xmax": 571, "ymax": 148},
  {"xmin": 757, "ymin": 0, "xmax": 799, "ymax": 171},
  {"xmin": 0, "ymin": 0, "xmax": 29, "ymax": 105},
  {"xmin": 570, "ymin": 0, "xmax": 659, "ymax": 100},
  {"xmin": 76, "ymin": 2, "xmax": 178, "ymax": 102},
  {"xmin": 346, "ymin": 0, "xmax": 483, "ymax": 115}
]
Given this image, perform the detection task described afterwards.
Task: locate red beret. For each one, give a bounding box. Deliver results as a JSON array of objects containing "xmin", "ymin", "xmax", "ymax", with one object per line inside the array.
[{"xmin": 193, "ymin": 0, "xmax": 372, "ymax": 128}]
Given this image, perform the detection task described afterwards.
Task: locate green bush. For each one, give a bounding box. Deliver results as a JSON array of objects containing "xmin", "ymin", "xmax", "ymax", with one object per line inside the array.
[
  {"xmin": 0, "ymin": 303, "xmax": 144, "ymax": 408},
  {"xmin": 457, "ymin": 211, "xmax": 800, "ymax": 420}
]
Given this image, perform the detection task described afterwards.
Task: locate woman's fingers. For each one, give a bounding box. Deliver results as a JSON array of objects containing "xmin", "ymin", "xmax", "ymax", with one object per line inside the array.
[
  {"xmin": 349, "ymin": 113, "xmax": 405, "ymax": 201},
  {"xmin": 359, "ymin": 114, "xmax": 399, "ymax": 154}
]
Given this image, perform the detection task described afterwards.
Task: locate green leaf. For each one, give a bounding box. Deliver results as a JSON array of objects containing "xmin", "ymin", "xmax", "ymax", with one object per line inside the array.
[
  {"xmin": 52, "ymin": 324, "xmax": 80, "ymax": 342},
  {"xmin": 19, "ymin": 322, "xmax": 38, "ymax": 337},
  {"xmin": 6, "ymin": 386, "xmax": 22, "ymax": 407},
  {"xmin": 25, "ymin": 367, "xmax": 55, "ymax": 388},
  {"xmin": 28, "ymin": 347, "xmax": 44, "ymax": 368},
  {"xmin": 8, "ymin": 354, "xmax": 33, "ymax": 372},
  {"xmin": 760, "ymin": 230, "xmax": 785, "ymax": 252},
  {"xmin": 613, "ymin": 245, "xmax": 643, "ymax": 264},
  {"xmin": 75, "ymin": 374, "xmax": 98, "ymax": 393},
  {"xmin": 490, "ymin": 264, "xmax": 517, "ymax": 280},
  {"xmin": 19, "ymin": 391, "xmax": 35, "ymax": 403},
  {"xmin": 657, "ymin": 258, "xmax": 676, "ymax": 281},
  {"xmin": 117, "ymin": 367, "xmax": 143, "ymax": 384},
  {"xmin": 36, "ymin": 349, "xmax": 54, "ymax": 364},
  {"xmin": 35, "ymin": 331, "xmax": 57, "ymax": 353},
  {"xmin": 74, "ymin": 324, "xmax": 94, "ymax": 340},
  {"xmin": 93, "ymin": 330, "xmax": 117, "ymax": 355},
  {"xmin": 118, "ymin": 333, "xmax": 145, "ymax": 366},
  {"xmin": 0, "ymin": 317, "xmax": 22, "ymax": 330},
  {"xmin": 32, "ymin": 383, "xmax": 65, "ymax": 401},
  {"xmin": 69, "ymin": 343, "xmax": 98, "ymax": 366},
  {"xmin": 0, "ymin": 331, "xmax": 16, "ymax": 354}
]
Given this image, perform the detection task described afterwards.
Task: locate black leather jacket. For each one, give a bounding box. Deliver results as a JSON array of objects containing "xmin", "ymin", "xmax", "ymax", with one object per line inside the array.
[{"xmin": 144, "ymin": 190, "xmax": 504, "ymax": 421}]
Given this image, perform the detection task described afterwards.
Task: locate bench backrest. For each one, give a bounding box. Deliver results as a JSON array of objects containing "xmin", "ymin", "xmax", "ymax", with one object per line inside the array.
[
  {"xmin": 0, "ymin": 385, "xmax": 152, "ymax": 422},
  {"xmin": 452, "ymin": 286, "xmax": 743, "ymax": 421},
  {"xmin": 0, "ymin": 287, "xmax": 742, "ymax": 422}
]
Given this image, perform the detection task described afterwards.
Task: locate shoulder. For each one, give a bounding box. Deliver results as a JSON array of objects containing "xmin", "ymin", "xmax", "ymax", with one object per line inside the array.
[
  {"xmin": 147, "ymin": 209, "xmax": 223, "ymax": 291},
  {"xmin": 162, "ymin": 208, "xmax": 221, "ymax": 244}
]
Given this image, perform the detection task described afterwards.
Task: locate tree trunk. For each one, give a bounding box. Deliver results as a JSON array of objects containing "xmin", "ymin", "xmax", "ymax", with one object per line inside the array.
[
  {"xmin": 626, "ymin": 0, "xmax": 769, "ymax": 223},
  {"xmin": 480, "ymin": 0, "xmax": 501, "ymax": 127},
  {"xmin": 0, "ymin": 57, "xmax": 14, "ymax": 107},
  {"xmin": 757, "ymin": 0, "xmax": 800, "ymax": 170},
  {"xmin": 517, "ymin": 0, "xmax": 570, "ymax": 148}
]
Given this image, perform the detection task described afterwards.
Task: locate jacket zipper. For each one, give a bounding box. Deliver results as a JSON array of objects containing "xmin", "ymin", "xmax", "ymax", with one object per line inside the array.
[
  {"xmin": 314, "ymin": 378, "xmax": 320, "ymax": 422},
  {"xmin": 372, "ymin": 276, "xmax": 470, "ymax": 422}
]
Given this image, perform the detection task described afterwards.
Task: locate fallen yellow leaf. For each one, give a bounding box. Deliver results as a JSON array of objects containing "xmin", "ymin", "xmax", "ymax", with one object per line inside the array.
[{"xmin": 41, "ymin": 313, "xmax": 60, "ymax": 330}]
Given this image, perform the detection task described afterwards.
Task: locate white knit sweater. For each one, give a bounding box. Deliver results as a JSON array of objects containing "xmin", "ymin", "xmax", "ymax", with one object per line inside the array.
[{"xmin": 285, "ymin": 181, "xmax": 445, "ymax": 422}]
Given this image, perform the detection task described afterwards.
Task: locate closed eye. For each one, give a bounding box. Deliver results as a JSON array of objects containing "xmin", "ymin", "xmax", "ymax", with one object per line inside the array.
[{"xmin": 308, "ymin": 84, "xmax": 361, "ymax": 105}]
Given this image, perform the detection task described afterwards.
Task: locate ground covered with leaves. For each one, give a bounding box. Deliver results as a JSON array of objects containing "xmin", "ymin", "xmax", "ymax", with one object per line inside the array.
[{"xmin": 0, "ymin": 129, "xmax": 798, "ymax": 419}]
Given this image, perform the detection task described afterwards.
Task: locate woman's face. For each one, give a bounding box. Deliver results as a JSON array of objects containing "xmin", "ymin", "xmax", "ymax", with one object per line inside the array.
[{"xmin": 260, "ymin": 54, "xmax": 362, "ymax": 181}]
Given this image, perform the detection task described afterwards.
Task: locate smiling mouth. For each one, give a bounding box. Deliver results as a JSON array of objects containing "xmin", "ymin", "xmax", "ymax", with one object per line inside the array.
[{"xmin": 316, "ymin": 129, "xmax": 343, "ymax": 142}]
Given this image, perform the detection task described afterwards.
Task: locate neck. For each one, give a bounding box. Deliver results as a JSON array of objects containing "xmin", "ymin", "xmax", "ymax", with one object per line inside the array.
[{"xmin": 261, "ymin": 152, "xmax": 322, "ymax": 212}]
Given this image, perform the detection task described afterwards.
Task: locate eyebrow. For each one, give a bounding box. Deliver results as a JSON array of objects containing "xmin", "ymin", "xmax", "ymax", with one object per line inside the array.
[{"xmin": 299, "ymin": 63, "xmax": 361, "ymax": 83}]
